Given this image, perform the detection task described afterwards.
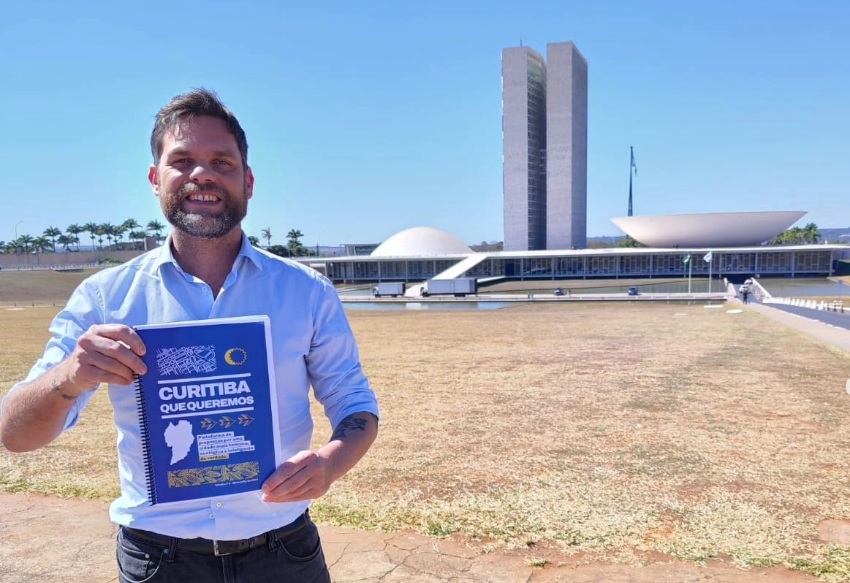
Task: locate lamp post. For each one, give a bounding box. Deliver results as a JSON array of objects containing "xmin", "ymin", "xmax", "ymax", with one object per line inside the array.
[{"xmin": 14, "ymin": 220, "xmax": 23, "ymax": 239}]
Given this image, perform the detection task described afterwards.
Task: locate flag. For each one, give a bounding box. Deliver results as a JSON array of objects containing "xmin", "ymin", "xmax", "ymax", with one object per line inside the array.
[
  {"xmin": 630, "ymin": 147, "xmax": 637, "ymax": 175},
  {"xmin": 703, "ymin": 251, "xmax": 713, "ymax": 262},
  {"xmin": 683, "ymin": 254, "xmax": 691, "ymax": 264}
]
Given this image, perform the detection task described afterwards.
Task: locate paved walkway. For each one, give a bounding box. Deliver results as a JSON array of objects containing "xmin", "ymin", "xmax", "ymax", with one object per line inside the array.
[
  {"xmin": 0, "ymin": 491, "xmax": 824, "ymax": 582},
  {"xmin": 747, "ymin": 299, "xmax": 850, "ymax": 352},
  {"xmin": 2, "ymin": 300, "xmax": 846, "ymax": 583}
]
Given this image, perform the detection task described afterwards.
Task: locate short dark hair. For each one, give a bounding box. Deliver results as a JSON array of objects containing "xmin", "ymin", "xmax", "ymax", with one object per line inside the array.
[{"xmin": 150, "ymin": 88, "xmax": 248, "ymax": 167}]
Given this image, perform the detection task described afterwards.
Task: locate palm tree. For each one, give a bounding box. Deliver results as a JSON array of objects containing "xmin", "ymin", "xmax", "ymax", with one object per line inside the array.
[
  {"xmin": 32, "ymin": 236, "xmax": 52, "ymax": 254},
  {"xmin": 109, "ymin": 224, "xmax": 123, "ymax": 248},
  {"xmin": 93, "ymin": 224, "xmax": 107, "ymax": 249},
  {"xmin": 115, "ymin": 219, "xmax": 139, "ymax": 248},
  {"xmin": 128, "ymin": 230, "xmax": 147, "ymax": 249},
  {"xmin": 261, "ymin": 227, "xmax": 272, "ymax": 248},
  {"xmin": 112, "ymin": 224, "xmax": 126, "ymax": 247},
  {"xmin": 66, "ymin": 224, "xmax": 84, "ymax": 251},
  {"xmin": 98, "ymin": 223, "xmax": 116, "ymax": 248},
  {"xmin": 147, "ymin": 220, "xmax": 166, "ymax": 242},
  {"xmin": 248, "ymin": 235, "xmax": 261, "ymax": 247},
  {"xmin": 43, "ymin": 226, "xmax": 62, "ymax": 252},
  {"xmin": 286, "ymin": 229, "xmax": 305, "ymax": 256},
  {"xmin": 57, "ymin": 234, "xmax": 75, "ymax": 252},
  {"xmin": 16, "ymin": 235, "xmax": 35, "ymax": 254},
  {"xmin": 83, "ymin": 222, "xmax": 99, "ymax": 251},
  {"xmin": 0, "ymin": 241, "xmax": 6, "ymax": 254},
  {"xmin": 122, "ymin": 218, "xmax": 141, "ymax": 232},
  {"xmin": 803, "ymin": 222, "xmax": 821, "ymax": 244}
]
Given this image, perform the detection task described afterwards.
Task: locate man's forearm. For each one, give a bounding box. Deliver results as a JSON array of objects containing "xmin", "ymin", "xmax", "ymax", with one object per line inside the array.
[
  {"xmin": 319, "ymin": 412, "xmax": 379, "ymax": 484},
  {"xmin": 0, "ymin": 365, "xmax": 83, "ymax": 453}
]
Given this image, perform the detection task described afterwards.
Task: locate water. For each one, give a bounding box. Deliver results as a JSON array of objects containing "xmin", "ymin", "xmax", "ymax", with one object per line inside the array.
[
  {"xmin": 338, "ymin": 277, "xmax": 839, "ymax": 308},
  {"xmin": 758, "ymin": 277, "xmax": 842, "ymax": 297},
  {"xmin": 514, "ymin": 279, "xmax": 720, "ymax": 295},
  {"xmin": 514, "ymin": 277, "xmax": 840, "ymax": 297},
  {"xmin": 344, "ymin": 301, "xmax": 513, "ymax": 311}
]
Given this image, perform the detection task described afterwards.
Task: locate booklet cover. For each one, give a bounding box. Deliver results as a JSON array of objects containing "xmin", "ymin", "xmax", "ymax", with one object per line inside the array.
[{"xmin": 133, "ymin": 315, "xmax": 281, "ymax": 505}]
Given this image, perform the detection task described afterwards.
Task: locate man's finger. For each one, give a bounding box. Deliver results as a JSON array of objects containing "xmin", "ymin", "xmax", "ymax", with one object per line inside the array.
[{"xmin": 90, "ymin": 325, "xmax": 147, "ymax": 357}]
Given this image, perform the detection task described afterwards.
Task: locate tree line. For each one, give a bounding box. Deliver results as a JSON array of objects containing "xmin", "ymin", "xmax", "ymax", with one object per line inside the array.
[
  {"xmin": 0, "ymin": 220, "xmax": 166, "ymax": 254},
  {"xmin": 0, "ymin": 221, "xmax": 316, "ymax": 258},
  {"xmin": 768, "ymin": 222, "xmax": 821, "ymax": 245},
  {"xmin": 253, "ymin": 228, "xmax": 317, "ymax": 257}
]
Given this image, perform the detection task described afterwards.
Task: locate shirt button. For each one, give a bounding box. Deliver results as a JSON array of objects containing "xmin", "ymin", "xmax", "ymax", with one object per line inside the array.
[
  {"xmin": 215, "ymin": 502, "xmax": 222, "ymax": 508},
  {"xmin": 209, "ymin": 513, "xmax": 215, "ymax": 519}
]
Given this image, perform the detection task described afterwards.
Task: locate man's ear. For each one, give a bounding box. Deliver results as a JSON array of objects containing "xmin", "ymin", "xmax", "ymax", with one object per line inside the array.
[
  {"xmin": 245, "ymin": 167, "xmax": 255, "ymax": 200},
  {"xmin": 148, "ymin": 165, "xmax": 160, "ymax": 197}
]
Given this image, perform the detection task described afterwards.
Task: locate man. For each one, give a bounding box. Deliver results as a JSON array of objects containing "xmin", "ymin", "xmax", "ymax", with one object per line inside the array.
[{"xmin": 0, "ymin": 88, "xmax": 379, "ymax": 581}]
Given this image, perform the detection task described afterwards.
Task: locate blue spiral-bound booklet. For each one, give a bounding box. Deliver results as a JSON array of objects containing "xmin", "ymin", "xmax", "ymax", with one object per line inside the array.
[{"xmin": 133, "ymin": 315, "xmax": 282, "ymax": 505}]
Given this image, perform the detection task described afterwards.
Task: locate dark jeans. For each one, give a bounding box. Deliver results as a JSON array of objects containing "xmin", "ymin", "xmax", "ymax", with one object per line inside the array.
[{"xmin": 117, "ymin": 514, "xmax": 331, "ymax": 583}]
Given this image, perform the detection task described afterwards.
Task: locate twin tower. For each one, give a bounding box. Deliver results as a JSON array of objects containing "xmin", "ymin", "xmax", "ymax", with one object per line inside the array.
[{"xmin": 502, "ymin": 42, "xmax": 588, "ymax": 251}]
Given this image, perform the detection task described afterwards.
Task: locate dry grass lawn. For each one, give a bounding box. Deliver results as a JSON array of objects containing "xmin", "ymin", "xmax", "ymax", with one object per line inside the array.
[
  {"xmin": 0, "ymin": 268, "xmax": 100, "ymax": 307},
  {"xmin": 1, "ymin": 297, "xmax": 850, "ymax": 580}
]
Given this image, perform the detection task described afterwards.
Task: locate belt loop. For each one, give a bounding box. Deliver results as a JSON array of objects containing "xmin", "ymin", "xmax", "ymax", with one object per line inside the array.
[
  {"xmin": 166, "ymin": 535, "xmax": 178, "ymax": 563},
  {"xmin": 266, "ymin": 527, "xmax": 279, "ymax": 551}
]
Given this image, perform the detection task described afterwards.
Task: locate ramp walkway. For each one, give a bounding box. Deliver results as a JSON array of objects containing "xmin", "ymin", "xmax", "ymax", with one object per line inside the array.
[
  {"xmin": 403, "ymin": 254, "xmax": 491, "ymax": 297},
  {"xmin": 433, "ymin": 253, "xmax": 491, "ymax": 279}
]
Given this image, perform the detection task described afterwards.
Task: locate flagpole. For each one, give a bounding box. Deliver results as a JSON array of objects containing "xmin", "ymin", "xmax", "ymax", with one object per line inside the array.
[
  {"xmin": 688, "ymin": 257, "xmax": 692, "ymax": 294},
  {"xmin": 628, "ymin": 146, "xmax": 635, "ymax": 216},
  {"xmin": 708, "ymin": 257, "xmax": 712, "ymax": 295}
]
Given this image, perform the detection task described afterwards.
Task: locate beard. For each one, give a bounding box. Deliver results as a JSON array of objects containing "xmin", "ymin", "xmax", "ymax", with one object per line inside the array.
[{"xmin": 163, "ymin": 182, "xmax": 248, "ymax": 239}]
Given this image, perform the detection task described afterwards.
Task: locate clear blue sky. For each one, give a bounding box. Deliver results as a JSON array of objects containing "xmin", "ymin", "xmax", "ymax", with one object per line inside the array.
[{"xmin": 1, "ymin": 0, "xmax": 847, "ymax": 247}]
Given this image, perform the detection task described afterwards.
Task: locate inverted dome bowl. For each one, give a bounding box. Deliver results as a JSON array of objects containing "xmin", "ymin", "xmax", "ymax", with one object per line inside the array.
[{"xmin": 610, "ymin": 211, "xmax": 806, "ymax": 248}]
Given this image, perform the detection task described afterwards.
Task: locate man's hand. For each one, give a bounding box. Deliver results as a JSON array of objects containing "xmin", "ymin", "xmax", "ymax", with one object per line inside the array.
[
  {"xmin": 261, "ymin": 412, "xmax": 378, "ymax": 504},
  {"xmin": 59, "ymin": 324, "xmax": 148, "ymax": 397},
  {"xmin": 261, "ymin": 450, "xmax": 335, "ymax": 503}
]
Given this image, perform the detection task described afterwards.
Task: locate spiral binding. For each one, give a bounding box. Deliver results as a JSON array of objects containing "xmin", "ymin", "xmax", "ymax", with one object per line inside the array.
[{"xmin": 134, "ymin": 373, "xmax": 158, "ymax": 505}]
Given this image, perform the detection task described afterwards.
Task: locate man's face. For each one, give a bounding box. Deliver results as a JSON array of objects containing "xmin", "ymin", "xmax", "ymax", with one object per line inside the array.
[{"xmin": 148, "ymin": 116, "xmax": 254, "ymax": 239}]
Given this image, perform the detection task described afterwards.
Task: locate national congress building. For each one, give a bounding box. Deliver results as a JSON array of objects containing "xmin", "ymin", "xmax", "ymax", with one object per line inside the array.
[
  {"xmin": 286, "ymin": 41, "xmax": 842, "ymax": 285},
  {"xmin": 502, "ymin": 41, "xmax": 588, "ymax": 251}
]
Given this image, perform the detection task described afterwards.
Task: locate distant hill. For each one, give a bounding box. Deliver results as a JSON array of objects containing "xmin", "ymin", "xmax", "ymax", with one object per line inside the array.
[{"xmin": 818, "ymin": 227, "xmax": 850, "ymax": 243}]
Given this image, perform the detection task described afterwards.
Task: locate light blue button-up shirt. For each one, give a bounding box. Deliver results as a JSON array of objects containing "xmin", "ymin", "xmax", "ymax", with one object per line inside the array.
[{"xmin": 13, "ymin": 234, "xmax": 379, "ymax": 540}]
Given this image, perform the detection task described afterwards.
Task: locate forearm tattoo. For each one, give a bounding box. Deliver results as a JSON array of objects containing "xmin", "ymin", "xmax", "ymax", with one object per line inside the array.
[
  {"xmin": 331, "ymin": 413, "xmax": 376, "ymax": 440},
  {"xmin": 51, "ymin": 378, "xmax": 78, "ymax": 401}
]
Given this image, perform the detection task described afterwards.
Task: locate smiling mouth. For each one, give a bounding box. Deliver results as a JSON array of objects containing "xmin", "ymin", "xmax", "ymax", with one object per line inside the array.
[{"xmin": 185, "ymin": 193, "xmax": 221, "ymax": 202}]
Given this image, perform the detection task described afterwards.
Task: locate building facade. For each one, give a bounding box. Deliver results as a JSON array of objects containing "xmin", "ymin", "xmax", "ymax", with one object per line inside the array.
[
  {"xmin": 502, "ymin": 41, "xmax": 588, "ymax": 252},
  {"xmin": 306, "ymin": 245, "xmax": 841, "ymax": 284}
]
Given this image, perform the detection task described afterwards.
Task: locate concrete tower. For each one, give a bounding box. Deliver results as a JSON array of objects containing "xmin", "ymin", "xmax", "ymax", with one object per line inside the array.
[
  {"xmin": 545, "ymin": 42, "xmax": 588, "ymax": 250},
  {"xmin": 501, "ymin": 41, "xmax": 588, "ymax": 251},
  {"xmin": 502, "ymin": 46, "xmax": 547, "ymax": 251}
]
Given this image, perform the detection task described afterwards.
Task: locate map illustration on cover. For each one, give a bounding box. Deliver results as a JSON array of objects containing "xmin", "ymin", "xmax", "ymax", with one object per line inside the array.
[{"xmin": 134, "ymin": 315, "xmax": 281, "ymax": 505}]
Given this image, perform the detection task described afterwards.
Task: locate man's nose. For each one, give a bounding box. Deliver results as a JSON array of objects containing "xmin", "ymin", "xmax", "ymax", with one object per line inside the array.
[{"xmin": 189, "ymin": 162, "xmax": 216, "ymax": 183}]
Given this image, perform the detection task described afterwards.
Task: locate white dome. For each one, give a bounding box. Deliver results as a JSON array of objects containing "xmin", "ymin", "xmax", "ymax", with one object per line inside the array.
[
  {"xmin": 371, "ymin": 227, "xmax": 472, "ymax": 257},
  {"xmin": 611, "ymin": 211, "xmax": 806, "ymax": 248}
]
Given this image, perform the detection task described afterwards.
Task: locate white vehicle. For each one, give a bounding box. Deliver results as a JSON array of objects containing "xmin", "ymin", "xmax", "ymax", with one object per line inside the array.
[
  {"xmin": 420, "ymin": 278, "xmax": 477, "ymax": 297},
  {"xmin": 372, "ymin": 282, "xmax": 406, "ymax": 297}
]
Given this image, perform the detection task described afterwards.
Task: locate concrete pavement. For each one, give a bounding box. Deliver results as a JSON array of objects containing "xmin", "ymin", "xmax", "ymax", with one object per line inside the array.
[{"xmin": 0, "ymin": 493, "xmax": 823, "ymax": 583}]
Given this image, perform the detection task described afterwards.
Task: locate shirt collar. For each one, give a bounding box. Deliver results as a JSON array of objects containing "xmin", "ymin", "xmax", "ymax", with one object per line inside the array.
[{"xmin": 153, "ymin": 230, "xmax": 265, "ymax": 275}]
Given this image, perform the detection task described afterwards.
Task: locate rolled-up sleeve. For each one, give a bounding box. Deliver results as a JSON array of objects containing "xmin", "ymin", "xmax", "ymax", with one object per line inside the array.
[{"xmin": 305, "ymin": 280, "xmax": 379, "ymax": 429}]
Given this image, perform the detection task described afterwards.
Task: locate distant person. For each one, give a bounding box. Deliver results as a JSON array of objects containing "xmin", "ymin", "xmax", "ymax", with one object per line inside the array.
[
  {"xmin": 0, "ymin": 88, "xmax": 379, "ymax": 582},
  {"xmin": 742, "ymin": 287, "xmax": 750, "ymax": 304}
]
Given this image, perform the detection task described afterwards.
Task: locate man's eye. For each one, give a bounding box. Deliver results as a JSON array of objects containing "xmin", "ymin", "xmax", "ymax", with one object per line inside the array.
[
  {"xmin": 172, "ymin": 158, "xmax": 190, "ymax": 165},
  {"xmin": 214, "ymin": 159, "xmax": 232, "ymax": 167}
]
